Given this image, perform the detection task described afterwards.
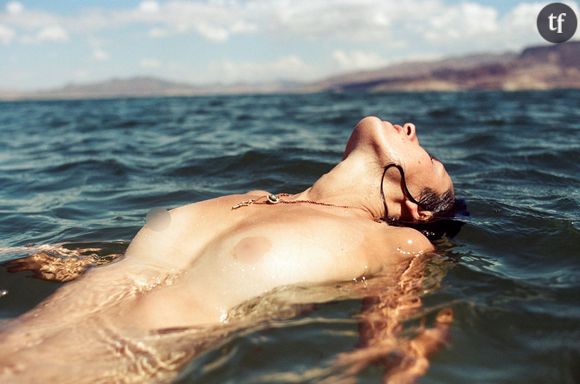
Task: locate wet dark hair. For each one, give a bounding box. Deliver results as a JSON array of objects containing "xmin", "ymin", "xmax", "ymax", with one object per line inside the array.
[
  {"xmin": 405, "ymin": 194, "xmax": 468, "ymax": 241},
  {"xmin": 417, "ymin": 187, "xmax": 455, "ymax": 219},
  {"xmin": 385, "ymin": 186, "xmax": 467, "ymax": 241},
  {"xmin": 379, "ymin": 162, "xmax": 468, "ymax": 240}
]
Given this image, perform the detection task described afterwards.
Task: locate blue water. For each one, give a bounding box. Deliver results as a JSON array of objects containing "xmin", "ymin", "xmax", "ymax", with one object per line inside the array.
[{"xmin": 1, "ymin": 91, "xmax": 579, "ymax": 383}]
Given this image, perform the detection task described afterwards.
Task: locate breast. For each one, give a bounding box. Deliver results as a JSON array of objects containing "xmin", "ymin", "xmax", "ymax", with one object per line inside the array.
[
  {"xmin": 118, "ymin": 211, "xmax": 388, "ymax": 331},
  {"xmin": 180, "ymin": 214, "xmax": 370, "ymax": 310},
  {"xmin": 231, "ymin": 236, "xmax": 272, "ymax": 264}
]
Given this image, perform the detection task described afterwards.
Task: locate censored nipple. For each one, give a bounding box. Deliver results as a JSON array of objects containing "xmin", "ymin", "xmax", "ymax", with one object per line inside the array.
[{"xmin": 146, "ymin": 207, "xmax": 171, "ymax": 231}]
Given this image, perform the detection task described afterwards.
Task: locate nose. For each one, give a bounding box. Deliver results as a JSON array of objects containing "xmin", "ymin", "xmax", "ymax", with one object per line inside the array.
[{"xmin": 403, "ymin": 123, "xmax": 417, "ymax": 140}]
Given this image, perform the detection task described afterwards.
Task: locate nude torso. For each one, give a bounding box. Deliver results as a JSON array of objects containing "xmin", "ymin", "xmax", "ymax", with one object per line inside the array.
[
  {"xmin": 119, "ymin": 192, "xmax": 432, "ymax": 329},
  {"xmin": 0, "ymin": 192, "xmax": 433, "ymax": 383}
]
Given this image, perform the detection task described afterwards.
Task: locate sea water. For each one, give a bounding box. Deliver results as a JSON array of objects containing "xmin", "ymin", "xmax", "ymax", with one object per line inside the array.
[{"xmin": 0, "ymin": 91, "xmax": 578, "ymax": 383}]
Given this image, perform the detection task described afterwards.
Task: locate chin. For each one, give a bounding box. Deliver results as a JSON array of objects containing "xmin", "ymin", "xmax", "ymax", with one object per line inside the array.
[{"xmin": 344, "ymin": 116, "xmax": 386, "ymax": 158}]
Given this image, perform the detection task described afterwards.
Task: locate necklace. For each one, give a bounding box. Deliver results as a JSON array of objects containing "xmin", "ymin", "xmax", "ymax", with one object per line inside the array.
[
  {"xmin": 231, "ymin": 162, "xmax": 407, "ymax": 222},
  {"xmin": 232, "ymin": 193, "xmax": 362, "ymax": 211},
  {"xmin": 231, "ymin": 193, "xmax": 383, "ymax": 223}
]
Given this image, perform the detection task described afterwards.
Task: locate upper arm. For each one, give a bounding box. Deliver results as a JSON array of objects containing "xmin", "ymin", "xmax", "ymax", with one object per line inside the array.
[
  {"xmin": 393, "ymin": 227, "xmax": 435, "ymax": 254},
  {"xmin": 369, "ymin": 226, "xmax": 434, "ymax": 261},
  {"xmin": 364, "ymin": 225, "xmax": 434, "ymax": 275}
]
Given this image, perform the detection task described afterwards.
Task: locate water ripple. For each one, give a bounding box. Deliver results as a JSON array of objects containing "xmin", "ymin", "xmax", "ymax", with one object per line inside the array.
[{"xmin": 1, "ymin": 90, "xmax": 579, "ymax": 384}]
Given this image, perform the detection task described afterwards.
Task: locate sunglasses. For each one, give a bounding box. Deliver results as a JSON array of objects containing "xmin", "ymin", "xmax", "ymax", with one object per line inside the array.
[{"xmin": 380, "ymin": 163, "xmax": 425, "ymax": 220}]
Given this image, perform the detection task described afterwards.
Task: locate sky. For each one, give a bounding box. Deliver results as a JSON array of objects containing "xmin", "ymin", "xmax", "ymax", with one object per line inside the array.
[{"xmin": 0, "ymin": 0, "xmax": 578, "ymax": 90}]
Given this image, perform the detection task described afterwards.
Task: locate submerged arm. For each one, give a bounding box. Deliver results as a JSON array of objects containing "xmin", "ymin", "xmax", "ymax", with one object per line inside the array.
[
  {"xmin": 3, "ymin": 242, "xmax": 125, "ymax": 282},
  {"xmin": 334, "ymin": 251, "xmax": 453, "ymax": 383}
]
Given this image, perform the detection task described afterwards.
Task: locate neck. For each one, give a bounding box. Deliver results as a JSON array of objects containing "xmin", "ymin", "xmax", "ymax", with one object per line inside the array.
[{"xmin": 293, "ymin": 153, "xmax": 390, "ymax": 221}]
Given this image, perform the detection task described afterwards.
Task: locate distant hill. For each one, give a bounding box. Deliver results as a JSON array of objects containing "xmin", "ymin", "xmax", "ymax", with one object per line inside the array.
[
  {"xmin": 1, "ymin": 77, "xmax": 302, "ymax": 100},
  {"xmin": 305, "ymin": 41, "xmax": 580, "ymax": 92},
  {"xmin": 1, "ymin": 41, "xmax": 578, "ymax": 100},
  {"xmin": 50, "ymin": 76, "xmax": 197, "ymax": 98},
  {"xmin": 0, "ymin": 76, "xmax": 302, "ymax": 101}
]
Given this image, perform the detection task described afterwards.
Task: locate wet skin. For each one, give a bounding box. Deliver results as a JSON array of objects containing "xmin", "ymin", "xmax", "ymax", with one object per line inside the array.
[
  {"xmin": 0, "ymin": 192, "xmax": 433, "ymax": 383},
  {"xmin": 0, "ymin": 116, "xmax": 451, "ymax": 382},
  {"xmin": 119, "ymin": 192, "xmax": 433, "ymax": 329}
]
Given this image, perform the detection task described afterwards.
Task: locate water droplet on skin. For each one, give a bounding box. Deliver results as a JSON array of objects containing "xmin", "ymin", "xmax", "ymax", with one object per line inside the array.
[
  {"xmin": 395, "ymin": 246, "xmax": 412, "ymax": 256},
  {"xmin": 146, "ymin": 207, "xmax": 171, "ymax": 231},
  {"xmin": 361, "ymin": 275, "xmax": 368, "ymax": 288}
]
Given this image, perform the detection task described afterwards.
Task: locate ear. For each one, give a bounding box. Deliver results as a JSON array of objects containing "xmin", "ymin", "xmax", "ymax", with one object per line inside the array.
[{"xmin": 404, "ymin": 200, "xmax": 434, "ymax": 222}]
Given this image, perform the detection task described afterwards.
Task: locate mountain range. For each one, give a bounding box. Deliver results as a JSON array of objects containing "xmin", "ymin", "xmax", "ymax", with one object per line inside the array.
[{"xmin": 1, "ymin": 41, "xmax": 578, "ymax": 100}]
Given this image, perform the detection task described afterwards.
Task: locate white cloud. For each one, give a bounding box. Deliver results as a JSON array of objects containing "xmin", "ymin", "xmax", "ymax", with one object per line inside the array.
[
  {"xmin": 195, "ymin": 22, "xmax": 229, "ymax": 42},
  {"xmin": 0, "ymin": 24, "xmax": 15, "ymax": 44},
  {"xmin": 3, "ymin": 0, "xmax": 576, "ymax": 50},
  {"xmin": 496, "ymin": 2, "xmax": 545, "ymax": 48},
  {"xmin": 17, "ymin": 24, "xmax": 69, "ymax": 44},
  {"xmin": 140, "ymin": 58, "xmax": 162, "ymax": 69},
  {"xmin": 35, "ymin": 25, "xmax": 68, "ymax": 42},
  {"xmin": 231, "ymin": 20, "xmax": 258, "ymax": 34},
  {"xmin": 507, "ymin": 2, "xmax": 543, "ymax": 29},
  {"xmin": 3, "ymin": 0, "xmax": 580, "ymax": 90},
  {"xmin": 209, "ymin": 55, "xmax": 315, "ymax": 83},
  {"xmin": 423, "ymin": 3, "xmax": 499, "ymax": 42},
  {"xmin": 0, "ymin": 8, "xmax": 60, "ymax": 30},
  {"xmin": 333, "ymin": 50, "xmax": 388, "ymax": 71},
  {"xmin": 6, "ymin": 1, "xmax": 23, "ymax": 15},
  {"xmin": 139, "ymin": 0, "xmax": 160, "ymax": 13},
  {"xmin": 148, "ymin": 27, "xmax": 168, "ymax": 38},
  {"xmin": 93, "ymin": 48, "xmax": 110, "ymax": 61}
]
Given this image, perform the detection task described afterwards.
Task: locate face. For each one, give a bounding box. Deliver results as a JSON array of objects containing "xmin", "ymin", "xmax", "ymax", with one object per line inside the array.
[{"xmin": 344, "ymin": 116, "xmax": 453, "ymax": 201}]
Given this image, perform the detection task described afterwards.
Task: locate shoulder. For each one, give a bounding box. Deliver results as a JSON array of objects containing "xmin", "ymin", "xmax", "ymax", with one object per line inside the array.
[
  {"xmin": 371, "ymin": 224, "xmax": 435, "ymax": 254},
  {"xmin": 359, "ymin": 223, "xmax": 434, "ymax": 274}
]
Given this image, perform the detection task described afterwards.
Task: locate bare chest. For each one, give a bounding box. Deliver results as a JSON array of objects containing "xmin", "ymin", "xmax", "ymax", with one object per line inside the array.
[
  {"xmin": 184, "ymin": 216, "xmax": 372, "ymax": 306},
  {"xmin": 124, "ymin": 202, "xmax": 415, "ymax": 329}
]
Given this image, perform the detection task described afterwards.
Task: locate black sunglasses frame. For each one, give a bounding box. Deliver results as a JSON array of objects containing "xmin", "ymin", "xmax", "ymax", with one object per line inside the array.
[{"xmin": 380, "ymin": 163, "xmax": 425, "ymax": 221}]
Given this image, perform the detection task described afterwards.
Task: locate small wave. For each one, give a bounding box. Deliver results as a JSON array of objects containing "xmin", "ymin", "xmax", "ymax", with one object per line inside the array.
[
  {"xmin": 448, "ymin": 132, "xmax": 499, "ymax": 147},
  {"xmin": 43, "ymin": 158, "xmax": 133, "ymax": 175},
  {"xmin": 2, "ymin": 91, "xmax": 579, "ymax": 383},
  {"xmin": 427, "ymin": 106, "xmax": 461, "ymax": 118}
]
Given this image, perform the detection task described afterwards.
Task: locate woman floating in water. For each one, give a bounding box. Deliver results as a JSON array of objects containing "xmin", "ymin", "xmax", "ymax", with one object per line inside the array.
[{"xmin": 0, "ymin": 116, "xmax": 457, "ymax": 383}]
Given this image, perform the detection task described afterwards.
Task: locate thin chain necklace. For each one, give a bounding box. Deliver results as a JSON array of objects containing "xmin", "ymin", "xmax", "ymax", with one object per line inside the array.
[
  {"xmin": 231, "ymin": 193, "xmax": 383, "ymax": 222},
  {"xmin": 232, "ymin": 193, "xmax": 362, "ymax": 211},
  {"xmin": 231, "ymin": 163, "xmax": 410, "ymax": 223}
]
